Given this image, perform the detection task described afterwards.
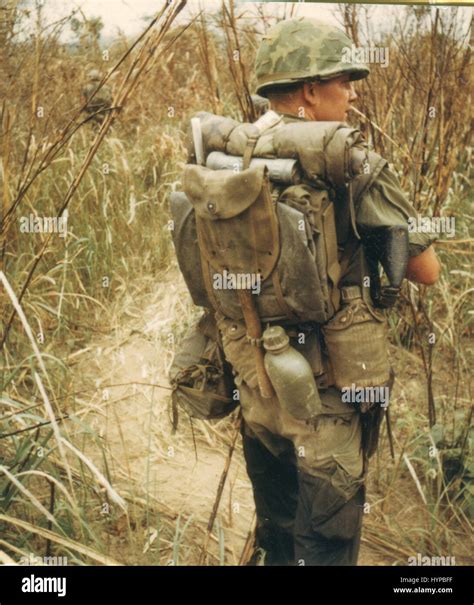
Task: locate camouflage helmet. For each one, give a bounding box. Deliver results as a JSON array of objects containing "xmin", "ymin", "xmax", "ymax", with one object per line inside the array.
[{"xmin": 255, "ymin": 18, "xmax": 369, "ymax": 96}]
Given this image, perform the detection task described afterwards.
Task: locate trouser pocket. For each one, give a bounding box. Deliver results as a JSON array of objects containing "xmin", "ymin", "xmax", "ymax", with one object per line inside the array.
[
  {"xmin": 294, "ymin": 472, "xmax": 365, "ymax": 565},
  {"xmin": 303, "ymin": 473, "xmax": 364, "ymax": 540}
]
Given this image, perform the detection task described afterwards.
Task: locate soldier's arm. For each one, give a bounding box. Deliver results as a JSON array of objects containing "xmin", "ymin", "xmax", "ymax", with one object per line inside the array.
[{"xmin": 356, "ymin": 165, "xmax": 441, "ymax": 286}]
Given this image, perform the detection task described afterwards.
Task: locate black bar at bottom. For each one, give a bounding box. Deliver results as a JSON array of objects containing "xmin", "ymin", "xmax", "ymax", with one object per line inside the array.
[{"xmin": 0, "ymin": 564, "xmax": 471, "ymax": 603}]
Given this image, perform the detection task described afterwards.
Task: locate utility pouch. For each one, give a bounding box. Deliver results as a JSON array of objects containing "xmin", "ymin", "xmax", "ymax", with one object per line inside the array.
[
  {"xmin": 322, "ymin": 295, "xmax": 390, "ymax": 390},
  {"xmin": 279, "ymin": 185, "xmax": 340, "ymax": 314},
  {"xmin": 169, "ymin": 313, "xmax": 238, "ymax": 420},
  {"xmin": 183, "ymin": 162, "xmax": 279, "ymax": 283},
  {"xmin": 215, "ymin": 313, "xmax": 259, "ymax": 390}
]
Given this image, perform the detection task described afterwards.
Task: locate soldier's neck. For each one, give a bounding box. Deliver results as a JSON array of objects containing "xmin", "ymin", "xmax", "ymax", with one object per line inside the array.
[
  {"xmin": 269, "ymin": 104, "xmax": 311, "ymax": 122},
  {"xmin": 276, "ymin": 111, "xmax": 310, "ymax": 123}
]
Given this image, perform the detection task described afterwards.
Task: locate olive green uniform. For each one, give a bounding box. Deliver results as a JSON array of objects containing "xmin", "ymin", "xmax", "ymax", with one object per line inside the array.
[
  {"xmin": 238, "ymin": 16, "xmax": 434, "ymax": 559},
  {"xmin": 234, "ymin": 111, "xmax": 433, "ymax": 565}
]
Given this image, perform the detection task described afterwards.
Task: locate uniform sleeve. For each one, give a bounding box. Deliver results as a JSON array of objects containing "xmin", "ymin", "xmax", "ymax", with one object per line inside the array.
[{"xmin": 356, "ymin": 165, "xmax": 436, "ymax": 257}]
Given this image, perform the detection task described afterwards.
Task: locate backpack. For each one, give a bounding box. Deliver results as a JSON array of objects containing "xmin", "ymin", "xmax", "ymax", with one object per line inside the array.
[
  {"xmin": 170, "ymin": 111, "xmax": 387, "ymax": 320},
  {"xmin": 170, "ymin": 165, "xmax": 339, "ymax": 324},
  {"xmin": 169, "ymin": 111, "xmax": 390, "ymax": 414}
]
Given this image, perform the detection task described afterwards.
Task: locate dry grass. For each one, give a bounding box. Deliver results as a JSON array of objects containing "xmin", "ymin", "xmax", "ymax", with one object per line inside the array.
[{"xmin": 1, "ymin": 1, "xmax": 472, "ymax": 566}]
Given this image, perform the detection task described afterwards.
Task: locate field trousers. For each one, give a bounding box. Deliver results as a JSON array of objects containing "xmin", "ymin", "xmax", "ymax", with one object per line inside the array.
[
  {"xmin": 242, "ymin": 424, "xmax": 365, "ymax": 566},
  {"xmin": 237, "ymin": 380, "xmax": 367, "ymax": 566}
]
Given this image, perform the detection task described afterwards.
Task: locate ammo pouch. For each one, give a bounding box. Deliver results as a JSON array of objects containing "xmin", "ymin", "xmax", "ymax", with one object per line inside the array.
[
  {"xmin": 169, "ymin": 313, "xmax": 238, "ymax": 420},
  {"xmin": 322, "ymin": 295, "xmax": 391, "ymax": 390},
  {"xmin": 170, "ymin": 164, "xmax": 338, "ymax": 324}
]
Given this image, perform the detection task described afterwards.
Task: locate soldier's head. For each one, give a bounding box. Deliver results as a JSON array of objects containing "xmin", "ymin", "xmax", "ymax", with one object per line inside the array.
[
  {"xmin": 87, "ymin": 69, "xmax": 101, "ymax": 82},
  {"xmin": 255, "ymin": 18, "xmax": 368, "ymax": 122}
]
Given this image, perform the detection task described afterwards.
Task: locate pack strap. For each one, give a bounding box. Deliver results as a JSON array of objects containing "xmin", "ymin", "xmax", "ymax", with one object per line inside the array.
[
  {"xmin": 336, "ymin": 178, "xmax": 377, "ymax": 300},
  {"xmin": 338, "ymin": 236, "xmax": 360, "ymax": 284},
  {"xmin": 321, "ymin": 200, "xmax": 341, "ymax": 313},
  {"xmin": 242, "ymin": 135, "xmax": 259, "ymax": 170}
]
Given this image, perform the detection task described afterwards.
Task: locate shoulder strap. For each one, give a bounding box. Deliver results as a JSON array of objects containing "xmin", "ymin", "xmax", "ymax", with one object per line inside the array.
[{"xmin": 242, "ymin": 134, "xmax": 259, "ymax": 170}]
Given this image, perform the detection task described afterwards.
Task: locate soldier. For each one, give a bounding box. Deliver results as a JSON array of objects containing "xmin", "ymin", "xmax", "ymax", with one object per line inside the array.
[
  {"xmin": 171, "ymin": 17, "xmax": 441, "ymax": 567},
  {"xmin": 236, "ymin": 18, "xmax": 441, "ymax": 566},
  {"xmin": 82, "ymin": 68, "xmax": 112, "ymax": 125}
]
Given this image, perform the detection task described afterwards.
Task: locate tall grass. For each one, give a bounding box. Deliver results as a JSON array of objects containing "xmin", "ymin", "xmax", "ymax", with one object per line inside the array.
[{"xmin": 1, "ymin": 0, "xmax": 472, "ymax": 565}]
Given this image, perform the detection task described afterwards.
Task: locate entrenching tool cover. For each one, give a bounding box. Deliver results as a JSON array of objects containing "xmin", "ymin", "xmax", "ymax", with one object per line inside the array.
[{"xmin": 183, "ymin": 163, "xmax": 279, "ymax": 280}]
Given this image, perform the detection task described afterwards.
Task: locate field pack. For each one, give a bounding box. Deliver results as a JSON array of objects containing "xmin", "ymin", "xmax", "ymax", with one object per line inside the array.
[
  {"xmin": 169, "ymin": 111, "xmax": 392, "ymax": 416},
  {"xmin": 170, "ymin": 111, "xmax": 387, "ymax": 325}
]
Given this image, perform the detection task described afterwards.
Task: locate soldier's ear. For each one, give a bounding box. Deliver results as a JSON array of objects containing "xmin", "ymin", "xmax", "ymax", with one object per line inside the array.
[{"xmin": 302, "ymin": 81, "xmax": 319, "ymax": 109}]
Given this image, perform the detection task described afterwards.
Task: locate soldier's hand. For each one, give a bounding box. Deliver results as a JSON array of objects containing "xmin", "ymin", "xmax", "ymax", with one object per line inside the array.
[{"xmin": 406, "ymin": 246, "xmax": 441, "ymax": 285}]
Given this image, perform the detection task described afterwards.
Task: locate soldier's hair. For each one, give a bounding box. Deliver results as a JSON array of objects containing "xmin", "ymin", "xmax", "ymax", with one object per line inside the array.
[
  {"xmin": 263, "ymin": 77, "xmax": 325, "ymax": 102},
  {"xmin": 263, "ymin": 81, "xmax": 304, "ymax": 100}
]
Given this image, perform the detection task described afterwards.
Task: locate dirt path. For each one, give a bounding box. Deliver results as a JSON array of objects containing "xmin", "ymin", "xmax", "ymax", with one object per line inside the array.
[{"xmin": 72, "ymin": 270, "xmax": 256, "ymax": 564}]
